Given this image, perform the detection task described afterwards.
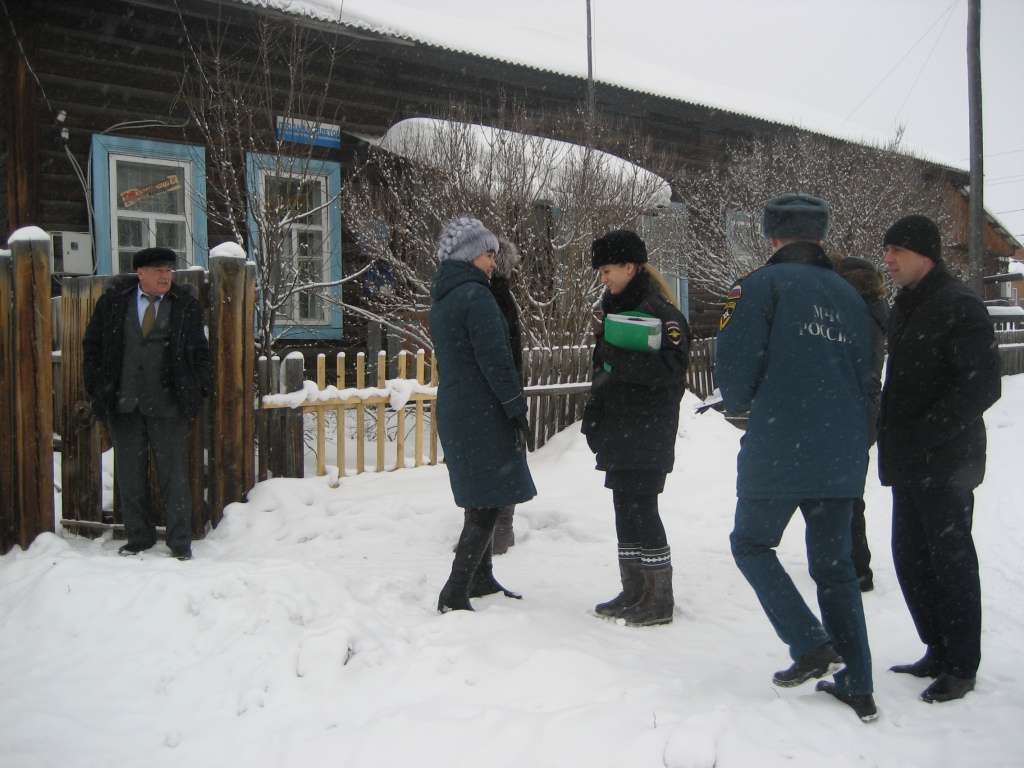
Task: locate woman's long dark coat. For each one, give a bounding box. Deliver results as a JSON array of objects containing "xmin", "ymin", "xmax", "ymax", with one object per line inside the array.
[{"xmin": 429, "ymin": 260, "xmax": 536, "ymax": 509}]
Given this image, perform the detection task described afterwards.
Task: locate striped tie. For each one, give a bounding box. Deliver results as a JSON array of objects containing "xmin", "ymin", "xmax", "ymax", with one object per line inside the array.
[{"xmin": 141, "ymin": 294, "xmax": 157, "ymax": 337}]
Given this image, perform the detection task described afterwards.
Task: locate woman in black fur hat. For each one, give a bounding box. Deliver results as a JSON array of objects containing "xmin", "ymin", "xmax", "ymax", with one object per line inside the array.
[{"xmin": 581, "ymin": 229, "xmax": 691, "ymax": 626}]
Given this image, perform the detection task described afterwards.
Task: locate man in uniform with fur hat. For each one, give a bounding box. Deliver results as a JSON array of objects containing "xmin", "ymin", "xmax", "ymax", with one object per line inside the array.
[
  {"xmin": 878, "ymin": 215, "xmax": 1001, "ymax": 703},
  {"xmin": 716, "ymin": 193, "xmax": 877, "ymax": 722},
  {"xmin": 82, "ymin": 247, "xmax": 212, "ymax": 561}
]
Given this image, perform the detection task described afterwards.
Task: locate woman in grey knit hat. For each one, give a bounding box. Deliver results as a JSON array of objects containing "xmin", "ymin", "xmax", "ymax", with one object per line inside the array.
[{"xmin": 430, "ymin": 217, "xmax": 536, "ymax": 612}]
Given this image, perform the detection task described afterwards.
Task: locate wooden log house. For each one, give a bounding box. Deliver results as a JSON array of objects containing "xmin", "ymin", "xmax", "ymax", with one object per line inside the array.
[{"xmin": 1, "ymin": 0, "xmax": 1019, "ymax": 344}]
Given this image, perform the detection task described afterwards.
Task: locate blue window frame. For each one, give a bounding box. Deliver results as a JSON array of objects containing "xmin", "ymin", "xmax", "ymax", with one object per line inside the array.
[
  {"xmin": 92, "ymin": 135, "xmax": 207, "ymax": 274},
  {"xmin": 246, "ymin": 153, "xmax": 343, "ymax": 340}
]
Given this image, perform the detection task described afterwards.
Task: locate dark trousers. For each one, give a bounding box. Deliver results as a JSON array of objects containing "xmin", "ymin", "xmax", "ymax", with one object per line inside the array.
[
  {"xmin": 731, "ymin": 497, "xmax": 873, "ymax": 695},
  {"xmin": 891, "ymin": 486, "xmax": 981, "ymax": 679},
  {"xmin": 108, "ymin": 411, "xmax": 193, "ymax": 552},
  {"xmin": 850, "ymin": 498, "xmax": 873, "ymax": 582}
]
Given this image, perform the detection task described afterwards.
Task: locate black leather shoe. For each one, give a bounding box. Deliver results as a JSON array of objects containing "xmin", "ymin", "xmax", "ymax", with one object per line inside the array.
[
  {"xmin": 889, "ymin": 651, "xmax": 944, "ymax": 678},
  {"xmin": 816, "ymin": 680, "xmax": 878, "ymax": 722},
  {"xmin": 773, "ymin": 642, "xmax": 845, "ymax": 687},
  {"xmin": 920, "ymin": 673, "xmax": 976, "ymax": 703}
]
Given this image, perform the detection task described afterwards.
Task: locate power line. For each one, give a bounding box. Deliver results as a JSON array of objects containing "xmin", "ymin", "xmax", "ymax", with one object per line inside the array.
[
  {"xmin": 843, "ymin": 0, "xmax": 959, "ymax": 125},
  {"xmin": 895, "ymin": 1, "xmax": 959, "ymax": 120}
]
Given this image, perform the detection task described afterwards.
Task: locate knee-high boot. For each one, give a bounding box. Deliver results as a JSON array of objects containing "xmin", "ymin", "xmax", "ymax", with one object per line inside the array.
[
  {"xmin": 469, "ymin": 539, "xmax": 522, "ymax": 599},
  {"xmin": 492, "ymin": 505, "xmax": 516, "ymax": 555},
  {"xmin": 438, "ymin": 512, "xmax": 495, "ymax": 613}
]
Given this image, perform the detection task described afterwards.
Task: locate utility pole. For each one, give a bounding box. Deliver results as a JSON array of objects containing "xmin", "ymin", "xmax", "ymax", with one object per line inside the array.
[
  {"xmin": 967, "ymin": 0, "xmax": 984, "ymax": 295},
  {"xmin": 586, "ymin": 0, "xmax": 596, "ymax": 142}
]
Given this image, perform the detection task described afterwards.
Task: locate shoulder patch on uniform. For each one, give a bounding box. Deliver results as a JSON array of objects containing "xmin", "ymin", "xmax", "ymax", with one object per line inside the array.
[
  {"xmin": 728, "ymin": 284, "xmax": 742, "ymax": 299},
  {"xmin": 665, "ymin": 321, "xmax": 683, "ymax": 346},
  {"xmin": 720, "ymin": 301, "xmax": 737, "ymax": 331}
]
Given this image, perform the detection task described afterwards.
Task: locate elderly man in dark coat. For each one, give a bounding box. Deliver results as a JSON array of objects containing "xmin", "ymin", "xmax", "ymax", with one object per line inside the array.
[
  {"xmin": 716, "ymin": 194, "xmax": 876, "ymax": 723},
  {"xmin": 430, "ymin": 217, "xmax": 536, "ymax": 613},
  {"xmin": 878, "ymin": 215, "xmax": 1001, "ymax": 703},
  {"xmin": 82, "ymin": 247, "xmax": 212, "ymax": 560}
]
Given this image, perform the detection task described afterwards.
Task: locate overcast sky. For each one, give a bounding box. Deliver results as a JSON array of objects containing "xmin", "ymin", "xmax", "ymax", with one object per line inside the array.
[{"xmin": 332, "ymin": 0, "xmax": 1023, "ymax": 247}]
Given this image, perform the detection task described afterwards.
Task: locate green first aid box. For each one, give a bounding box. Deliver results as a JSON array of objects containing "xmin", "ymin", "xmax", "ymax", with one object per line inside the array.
[{"xmin": 604, "ymin": 312, "xmax": 662, "ymax": 353}]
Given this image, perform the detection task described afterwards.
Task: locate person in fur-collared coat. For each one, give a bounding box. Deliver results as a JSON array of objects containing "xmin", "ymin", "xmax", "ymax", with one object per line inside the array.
[
  {"xmin": 488, "ymin": 237, "xmax": 524, "ymax": 554},
  {"xmin": 831, "ymin": 254, "xmax": 889, "ymax": 592}
]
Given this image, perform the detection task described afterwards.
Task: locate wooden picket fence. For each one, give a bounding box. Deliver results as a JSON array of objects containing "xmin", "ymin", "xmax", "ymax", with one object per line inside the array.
[
  {"xmin": 257, "ymin": 349, "xmax": 440, "ymax": 479},
  {"xmin": 254, "ymin": 339, "xmax": 728, "ymax": 482},
  {"xmin": 995, "ymin": 329, "xmax": 1024, "ymax": 376},
  {"xmin": 255, "ymin": 344, "xmax": 600, "ymax": 480}
]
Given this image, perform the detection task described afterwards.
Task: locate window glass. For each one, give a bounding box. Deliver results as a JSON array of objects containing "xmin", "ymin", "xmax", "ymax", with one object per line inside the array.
[
  {"xmin": 264, "ymin": 172, "xmax": 329, "ymax": 324},
  {"xmin": 111, "ymin": 156, "xmax": 191, "ymax": 272}
]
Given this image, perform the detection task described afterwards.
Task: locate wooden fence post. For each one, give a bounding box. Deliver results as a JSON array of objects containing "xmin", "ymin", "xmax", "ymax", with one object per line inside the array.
[
  {"xmin": 8, "ymin": 230, "xmax": 54, "ymax": 551},
  {"xmin": 256, "ymin": 355, "xmax": 271, "ymax": 482},
  {"xmin": 0, "ymin": 251, "xmax": 15, "ymax": 553},
  {"xmin": 59, "ymin": 275, "xmax": 107, "ymax": 532},
  {"xmin": 283, "ymin": 353, "xmax": 305, "ymax": 478},
  {"xmin": 208, "ymin": 255, "xmax": 256, "ymax": 526}
]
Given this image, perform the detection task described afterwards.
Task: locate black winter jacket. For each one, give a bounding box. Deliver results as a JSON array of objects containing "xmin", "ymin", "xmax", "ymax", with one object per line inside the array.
[
  {"xmin": 878, "ymin": 263, "xmax": 1001, "ymax": 488},
  {"xmin": 82, "ymin": 274, "xmax": 213, "ymax": 422},
  {"xmin": 581, "ymin": 270, "xmax": 691, "ymax": 474},
  {"xmin": 864, "ymin": 295, "xmax": 888, "ymax": 446}
]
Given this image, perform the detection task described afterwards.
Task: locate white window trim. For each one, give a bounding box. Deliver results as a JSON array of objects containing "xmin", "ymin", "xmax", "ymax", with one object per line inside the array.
[{"xmin": 90, "ymin": 135, "xmax": 207, "ymax": 275}]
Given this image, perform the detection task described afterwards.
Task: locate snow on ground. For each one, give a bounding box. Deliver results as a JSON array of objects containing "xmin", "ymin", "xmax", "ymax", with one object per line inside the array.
[{"xmin": 2, "ymin": 380, "xmax": 1023, "ymax": 767}]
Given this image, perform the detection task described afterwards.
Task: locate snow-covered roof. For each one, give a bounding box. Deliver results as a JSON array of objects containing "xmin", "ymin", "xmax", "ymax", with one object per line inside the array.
[
  {"xmin": 240, "ymin": 0, "xmax": 932, "ymax": 165},
  {"xmin": 358, "ymin": 117, "xmax": 672, "ymax": 208}
]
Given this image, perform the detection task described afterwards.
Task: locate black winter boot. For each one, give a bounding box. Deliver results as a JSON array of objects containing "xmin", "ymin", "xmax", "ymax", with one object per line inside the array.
[
  {"xmin": 595, "ymin": 559, "xmax": 644, "ymax": 619},
  {"xmin": 889, "ymin": 647, "xmax": 944, "ymax": 678},
  {"xmin": 920, "ymin": 673, "xmax": 975, "ymax": 703},
  {"xmin": 815, "ymin": 681, "xmax": 878, "ymax": 722},
  {"xmin": 773, "ymin": 642, "xmax": 844, "ymax": 687},
  {"xmin": 438, "ymin": 511, "xmax": 496, "ymax": 613},
  {"xmin": 621, "ymin": 566, "xmax": 674, "ymax": 627},
  {"xmin": 492, "ymin": 506, "xmax": 515, "ymax": 555},
  {"xmin": 469, "ymin": 540, "xmax": 522, "ymax": 599}
]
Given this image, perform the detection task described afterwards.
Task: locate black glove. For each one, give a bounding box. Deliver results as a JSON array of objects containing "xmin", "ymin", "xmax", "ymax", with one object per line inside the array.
[{"xmin": 513, "ymin": 413, "xmax": 535, "ymax": 453}]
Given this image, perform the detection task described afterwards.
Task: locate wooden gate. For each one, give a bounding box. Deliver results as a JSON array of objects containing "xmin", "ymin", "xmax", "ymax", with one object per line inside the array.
[{"xmin": 1, "ymin": 231, "xmax": 257, "ymax": 554}]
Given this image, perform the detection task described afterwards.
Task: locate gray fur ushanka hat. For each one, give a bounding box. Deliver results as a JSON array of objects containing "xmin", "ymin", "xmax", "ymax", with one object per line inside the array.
[{"xmin": 762, "ymin": 193, "xmax": 831, "ymax": 240}]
